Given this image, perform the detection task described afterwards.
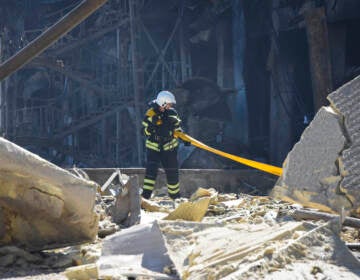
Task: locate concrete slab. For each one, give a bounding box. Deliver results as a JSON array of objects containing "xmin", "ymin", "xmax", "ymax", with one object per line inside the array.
[
  {"xmin": 271, "ymin": 107, "xmax": 348, "ymax": 212},
  {"xmin": 0, "ymin": 137, "xmax": 99, "ymax": 250},
  {"xmin": 328, "ymin": 75, "xmax": 360, "ymax": 214},
  {"xmin": 98, "ymin": 221, "xmax": 174, "ymax": 279}
]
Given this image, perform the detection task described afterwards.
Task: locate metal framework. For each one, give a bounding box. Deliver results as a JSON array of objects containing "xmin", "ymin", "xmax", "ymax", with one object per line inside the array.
[{"xmin": 0, "ymin": 0, "xmax": 192, "ymax": 167}]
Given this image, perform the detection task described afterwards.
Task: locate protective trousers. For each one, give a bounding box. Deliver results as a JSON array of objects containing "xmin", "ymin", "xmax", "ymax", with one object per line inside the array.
[{"xmin": 142, "ymin": 147, "xmax": 180, "ymax": 199}]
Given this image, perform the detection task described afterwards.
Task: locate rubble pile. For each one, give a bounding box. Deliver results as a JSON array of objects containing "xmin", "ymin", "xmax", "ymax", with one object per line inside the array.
[
  {"xmin": 0, "ymin": 242, "xmax": 102, "ymax": 279},
  {"xmin": 1, "ymin": 186, "xmax": 360, "ymax": 279},
  {"xmin": 2, "ymin": 69, "xmax": 360, "ymax": 279},
  {"xmin": 67, "ymin": 190, "xmax": 360, "ymax": 279}
]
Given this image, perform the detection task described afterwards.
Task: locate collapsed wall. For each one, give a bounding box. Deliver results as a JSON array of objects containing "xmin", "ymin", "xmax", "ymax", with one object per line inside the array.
[
  {"xmin": 0, "ymin": 137, "xmax": 99, "ymax": 250},
  {"xmin": 328, "ymin": 76, "xmax": 360, "ymax": 215},
  {"xmin": 271, "ymin": 75, "xmax": 360, "ymax": 215}
]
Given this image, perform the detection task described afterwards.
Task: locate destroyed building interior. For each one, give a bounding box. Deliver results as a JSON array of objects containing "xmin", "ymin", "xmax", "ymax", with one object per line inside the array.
[{"xmin": 1, "ymin": 0, "xmax": 360, "ymax": 279}]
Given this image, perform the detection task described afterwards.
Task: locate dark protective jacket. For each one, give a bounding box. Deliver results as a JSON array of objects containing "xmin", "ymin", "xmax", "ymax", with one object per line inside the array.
[{"xmin": 142, "ymin": 101, "xmax": 182, "ymax": 151}]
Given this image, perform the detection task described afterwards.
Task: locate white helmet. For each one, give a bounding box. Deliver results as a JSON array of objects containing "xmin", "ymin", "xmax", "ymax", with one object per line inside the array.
[{"xmin": 155, "ymin": 91, "xmax": 176, "ymax": 106}]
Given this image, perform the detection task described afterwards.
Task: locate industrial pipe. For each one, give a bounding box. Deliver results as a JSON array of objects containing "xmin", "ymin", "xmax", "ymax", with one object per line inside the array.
[{"xmin": 0, "ymin": 0, "xmax": 108, "ymax": 81}]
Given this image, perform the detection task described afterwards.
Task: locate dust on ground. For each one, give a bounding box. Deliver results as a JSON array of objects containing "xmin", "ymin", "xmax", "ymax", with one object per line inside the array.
[{"xmin": 1, "ymin": 189, "xmax": 360, "ymax": 280}]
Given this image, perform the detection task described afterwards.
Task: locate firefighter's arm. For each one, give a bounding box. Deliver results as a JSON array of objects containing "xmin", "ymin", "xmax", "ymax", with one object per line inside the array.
[
  {"xmin": 167, "ymin": 110, "xmax": 190, "ymax": 145},
  {"xmin": 166, "ymin": 109, "xmax": 182, "ymax": 130},
  {"xmin": 142, "ymin": 109, "xmax": 157, "ymax": 136},
  {"xmin": 142, "ymin": 121, "xmax": 152, "ymax": 137}
]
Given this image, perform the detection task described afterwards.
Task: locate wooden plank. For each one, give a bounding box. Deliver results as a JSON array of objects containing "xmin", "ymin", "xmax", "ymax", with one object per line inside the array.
[{"xmin": 289, "ymin": 209, "xmax": 360, "ymax": 228}]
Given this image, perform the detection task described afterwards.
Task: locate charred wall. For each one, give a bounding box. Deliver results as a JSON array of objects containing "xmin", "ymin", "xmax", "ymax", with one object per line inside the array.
[
  {"xmin": 1, "ymin": 0, "xmax": 360, "ymax": 169},
  {"xmin": 241, "ymin": 0, "xmax": 360, "ymax": 165}
]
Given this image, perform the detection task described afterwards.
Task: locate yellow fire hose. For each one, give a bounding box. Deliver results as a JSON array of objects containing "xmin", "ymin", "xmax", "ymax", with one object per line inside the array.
[{"xmin": 174, "ymin": 131, "xmax": 283, "ymax": 176}]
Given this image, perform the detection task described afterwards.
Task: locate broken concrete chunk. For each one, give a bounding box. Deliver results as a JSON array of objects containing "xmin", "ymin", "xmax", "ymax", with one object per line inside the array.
[
  {"xmin": 163, "ymin": 197, "xmax": 211, "ymax": 222},
  {"xmin": 98, "ymin": 221, "xmax": 174, "ymax": 279},
  {"xmin": 327, "ymin": 75, "xmax": 360, "ymax": 117},
  {"xmin": 141, "ymin": 198, "xmax": 171, "ymax": 213},
  {"xmin": 65, "ymin": 263, "xmax": 99, "ymax": 280},
  {"xmin": 111, "ymin": 175, "xmax": 141, "ymax": 227},
  {"xmin": 0, "ymin": 137, "xmax": 99, "ymax": 250},
  {"xmin": 22, "ymin": 187, "xmax": 64, "ymax": 219},
  {"xmin": 271, "ymin": 106, "xmax": 347, "ymax": 213},
  {"xmin": 340, "ymin": 174, "xmax": 360, "ymax": 204},
  {"xmin": 273, "ymin": 75, "xmax": 360, "ymax": 215},
  {"xmin": 342, "ymin": 146, "xmax": 360, "ymax": 175},
  {"xmin": 328, "ymin": 76, "xmax": 360, "ymax": 214}
]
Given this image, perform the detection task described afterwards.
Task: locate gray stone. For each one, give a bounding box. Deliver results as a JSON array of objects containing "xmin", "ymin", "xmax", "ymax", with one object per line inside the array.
[
  {"xmin": 342, "ymin": 145, "xmax": 360, "ymax": 175},
  {"xmin": 111, "ymin": 175, "xmax": 141, "ymax": 227},
  {"xmin": 328, "ymin": 76, "xmax": 360, "ymax": 214},
  {"xmin": 272, "ymin": 75, "xmax": 360, "ymax": 215},
  {"xmin": 271, "ymin": 107, "xmax": 347, "ymax": 212},
  {"xmin": 328, "ymin": 75, "xmax": 360, "ymax": 116},
  {"xmin": 0, "ymin": 254, "xmax": 16, "ymax": 267}
]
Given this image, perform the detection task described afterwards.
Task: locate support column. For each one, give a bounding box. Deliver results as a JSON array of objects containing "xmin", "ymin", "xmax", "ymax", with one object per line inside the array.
[
  {"xmin": 232, "ymin": 0, "xmax": 248, "ymax": 146},
  {"xmin": 129, "ymin": 0, "xmax": 144, "ymax": 165},
  {"xmin": 179, "ymin": 25, "xmax": 187, "ymax": 82},
  {"xmin": 216, "ymin": 22, "xmax": 224, "ymax": 88},
  {"xmin": 305, "ymin": 7, "xmax": 333, "ymax": 111}
]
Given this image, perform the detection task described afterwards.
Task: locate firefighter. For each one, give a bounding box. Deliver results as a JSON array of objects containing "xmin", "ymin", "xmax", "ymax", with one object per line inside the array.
[{"xmin": 141, "ymin": 90, "xmax": 184, "ymax": 200}]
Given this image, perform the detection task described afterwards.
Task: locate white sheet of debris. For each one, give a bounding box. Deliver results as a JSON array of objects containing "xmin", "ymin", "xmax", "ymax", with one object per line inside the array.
[
  {"xmin": 98, "ymin": 221, "xmax": 175, "ymax": 279},
  {"xmin": 97, "ymin": 215, "xmax": 360, "ymax": 279}
]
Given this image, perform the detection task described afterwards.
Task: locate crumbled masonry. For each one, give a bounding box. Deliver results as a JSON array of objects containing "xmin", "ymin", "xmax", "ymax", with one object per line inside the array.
[
  {"xmin": 91, "ymin": 191, "xmax": 360, "ymax": 279},
  {"xmin": 2, "ymin": 188, "xmax": 360, "ymax": 279}
]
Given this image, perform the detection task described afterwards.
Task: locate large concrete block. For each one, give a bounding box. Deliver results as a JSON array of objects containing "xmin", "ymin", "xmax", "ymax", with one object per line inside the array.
[
  {"xmin": 342, "ymin": 146, "xmax": 360, "ymax": 175},
  {"xmin": 272, "ymin": 75, "xmax": 360, "ymax": 215},
  {"xmin": 0, "ymin": 137, "xmax": 99, "ymax": 250},
  {"xmin": 111, "ymin": 175, "xmax": 141, "ymax": 227},
  {"xmin": 328, "ymin": 76, "xmax": 360, "ymax": 214},
  {"xmin": 271, "ymin": 107, "xmax": 348, "ymax": 212},
  {"xmin": 98, "ymin": 221, "xmax": 173, "ymax": 279}
]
